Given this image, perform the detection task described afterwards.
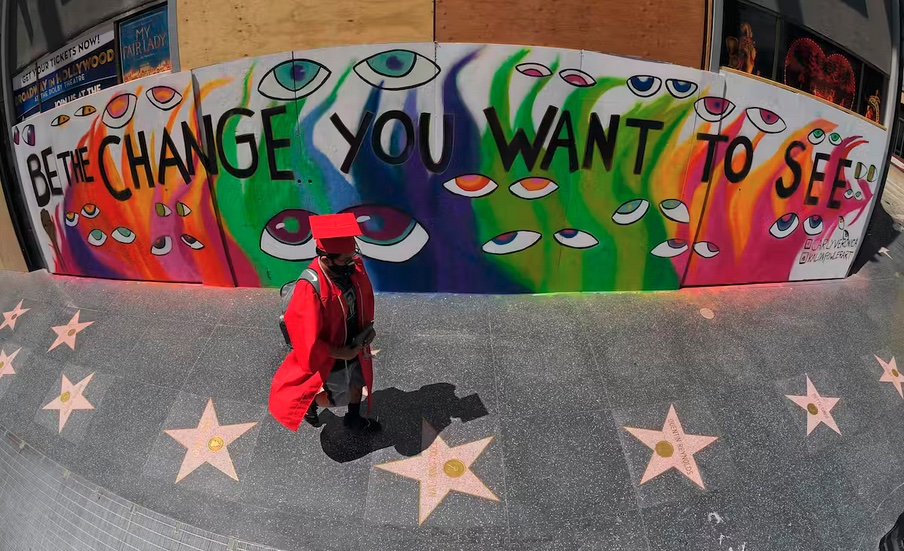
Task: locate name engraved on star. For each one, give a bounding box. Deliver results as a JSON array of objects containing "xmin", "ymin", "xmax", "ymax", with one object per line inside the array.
[{"xmin": 668, "ymin": 419, "xmax": 693, "ymax": 476}]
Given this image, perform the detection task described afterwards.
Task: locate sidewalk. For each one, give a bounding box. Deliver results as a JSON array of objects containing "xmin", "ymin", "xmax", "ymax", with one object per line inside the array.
[{"xmin": 882, "ymin": 161, "xmax": 904, "ymax": 225}]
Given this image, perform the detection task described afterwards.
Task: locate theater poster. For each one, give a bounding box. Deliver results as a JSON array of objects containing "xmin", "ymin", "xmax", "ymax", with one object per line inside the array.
[{"xmin": 117, "ymin": 3, "xmax": 172, "ymax": 83}]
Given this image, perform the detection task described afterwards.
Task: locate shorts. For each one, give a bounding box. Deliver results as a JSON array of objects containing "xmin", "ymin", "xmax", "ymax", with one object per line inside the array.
[{"xmin": 321, "ymin": 360, "xmax": 365, "ymax": 407}]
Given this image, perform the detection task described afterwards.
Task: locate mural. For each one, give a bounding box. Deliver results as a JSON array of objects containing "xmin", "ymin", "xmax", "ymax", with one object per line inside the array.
[{"xmin": 9, "ymin": 43, "xmax": 889, "ymax": 293}]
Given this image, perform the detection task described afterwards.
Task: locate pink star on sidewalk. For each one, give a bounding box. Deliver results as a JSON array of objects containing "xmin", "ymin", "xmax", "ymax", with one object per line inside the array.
[
  {"xmin": 375, "ymin": 420, "xmax": 499, "ymax": 524},
  {"xmin": 0, "ymin": 348, "xmax": 20, "ymax": 380},
  {"xmin": 42, "ymin": 373, "xmax": 95, "ymax": 432},
  {"xmin": 876, "ymin": 355, "xmax": 903, "ymax": 398},
  {"xmin": 785, "ymin": 375, "xmax": 841, "ymax": 435},
  {"xmin": 623, "ymin": 405, "xmax": 719, "ymax": 489},
  {"xmin": 163, "ymin": 399, "xmax": 257, "ymax": 483},
  {"xmin": 0, "ymin": 300, "xmax": 30, "ymax": 331},
  {"xmin": 48, "ymin": 311, "xmax": 94, "ymax": 351}
]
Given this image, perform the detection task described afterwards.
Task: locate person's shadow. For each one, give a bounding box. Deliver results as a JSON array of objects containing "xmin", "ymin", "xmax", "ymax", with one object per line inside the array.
[{"xmin": 315, "ymin": 382, "xmax": 489, "ymax": 463}]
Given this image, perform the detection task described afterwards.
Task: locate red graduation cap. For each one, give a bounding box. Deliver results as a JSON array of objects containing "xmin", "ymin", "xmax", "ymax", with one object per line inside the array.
[{"xmin": 309, "ymin": 213, "xmax": 362, "ymax": 254}]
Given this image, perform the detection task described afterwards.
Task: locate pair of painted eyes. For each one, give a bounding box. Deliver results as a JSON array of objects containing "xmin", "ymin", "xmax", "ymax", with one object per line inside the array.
[
  {"xmin": 85, "ymin": 230, "xmax": 203, "ymax": 253},
  {"xmin": 647, "ymin": 239, "xmax": 720, "ymax": 259},
  {"xmin": 807, "ymin": 129, "xmax": 843, "ymax": 146},
  {"xmin": 769, "ymin": 213, "xmax": 824, "ymax": 238},
  {"xmin": 482, "ymin": 229, "xmax": 598, "ymax": 254},
  {"xmin": 258, "ymin": 50, "xmax": 441, "ymax": 101},
  {"xmin": 50, "ymin": 105, "xmax": 96, "ymax": 127},
  {"xmin": 156, "ymin": 202, "xmax": 192, "ymax": 217},
  {"xmin": 97, "ymin": 86, "xmax": 184, "ymax": 130},
  {"xmin": 443, "ymin": 175, "xmax": 558, "ymax": 199},
  {"xmin": 854, "ymin": 162, "xmax": 877, "ymax": 182},
  {"xmin": 13, "ymin": 124, "xmax": 35, "ymax": 146},
  {"xmin": 64, "ymin": 204, "xmax": 101, "ymax": 227},
  {"xmin": 261, "ymin": 206, "xmax": 429, "ymax": 263},
  {"xmin": 612, "ymin": 198, "xmax": 689, "ymax": 225},
  {"xmin": 693, "ymin": 98, "xmax": 789, "ymax": 134},
  {"xmin": 515, "ymin": 63, "xmax": 598, "ymax": 88},
  {"xmin": 843, "ymin": 188, "xmax": 864, "ymax": 200},
  {"xmin": 626, "ymin": 76, "xmax": 698, "ymax": 99}
]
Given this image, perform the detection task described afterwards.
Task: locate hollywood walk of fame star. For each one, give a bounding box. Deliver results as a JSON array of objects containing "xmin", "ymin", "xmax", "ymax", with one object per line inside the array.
[
  {"xmin": 0, "ymin": 348, "xmax": 20, "ymax": 380},
  {"xmin": 876, "ymin": 355, "xmax": 903, "ymax": 398},
  {"xmin": 163, "ymin": 399, "xmax": 257, "ymax": 483},
  {"xmin": 375, "ymin": 420, "xmax": 499, "ymax": 525},
  {"xmin": 623, "ymin": 405, "xmax": 719, "ymax": 490},
  {"xmin": 785, "ymin": 375, "xmax": 841, "ymax": 436},
  {"xmin": 42, "ymin": 373, "xmax": 95, "ymax": 433},
  {"xmin": 48, "ymin": 311, "xmax": 94, "ymax": 351},
  {"xmin": 0, "ymin": 300, "xmax": 30, "ymax": 332}
]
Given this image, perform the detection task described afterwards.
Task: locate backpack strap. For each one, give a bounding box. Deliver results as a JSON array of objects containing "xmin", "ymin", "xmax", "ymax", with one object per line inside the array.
[{"xmin": 298, "ymin": 267, "xmax": 321, "ymax": 297}]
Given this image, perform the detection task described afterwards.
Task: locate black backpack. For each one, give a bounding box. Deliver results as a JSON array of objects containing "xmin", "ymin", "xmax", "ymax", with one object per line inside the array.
[{"xmin": 278, "ymin": 268, "xmax": 321, "ymax": 348}]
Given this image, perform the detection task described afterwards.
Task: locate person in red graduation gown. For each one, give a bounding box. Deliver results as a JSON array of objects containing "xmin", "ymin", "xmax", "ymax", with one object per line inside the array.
[{"xmin": 268, "ymin": 213, "xmax": 381, "ymax": 433}]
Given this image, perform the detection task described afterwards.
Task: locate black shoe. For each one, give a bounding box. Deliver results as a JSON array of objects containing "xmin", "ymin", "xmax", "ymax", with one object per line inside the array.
[
  {"xmin": 304, "ymin": 404, "xmax": 321, "ymax": 427},
  {"xmin": 343, "ymin": 415, "xmax": 382, "ymax": 433}
]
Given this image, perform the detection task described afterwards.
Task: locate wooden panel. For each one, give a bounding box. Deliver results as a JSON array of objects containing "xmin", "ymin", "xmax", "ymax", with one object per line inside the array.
[
  {"xmin": 176, "ymin": 0, "xmax": 434, "ymax": 70},
  {"xmin": 436, "ymin": 0, "xmax": 707, "ymax": 69},
  {"xmin": 0, "ymin": 189, "xmax": 27, "ymax": 272}
]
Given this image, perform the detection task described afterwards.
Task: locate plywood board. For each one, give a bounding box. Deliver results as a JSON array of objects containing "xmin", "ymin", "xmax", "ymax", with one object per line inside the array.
[
  {"xmin": 435, "ymin": 0, "xmax": 707, "ymax": 69},
  {"xmin": 0, "ymin": 188, "xmax": 28, "ymax": 272},
  {"xmin": 176, "ymin": 0, "xmax": 434, "ymax": 70}
]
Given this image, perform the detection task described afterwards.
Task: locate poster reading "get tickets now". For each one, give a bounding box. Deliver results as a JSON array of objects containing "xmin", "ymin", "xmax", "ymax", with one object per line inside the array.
[{"xmin": 36, "ymin": 25, "xmax": 119, "ymax": 110}]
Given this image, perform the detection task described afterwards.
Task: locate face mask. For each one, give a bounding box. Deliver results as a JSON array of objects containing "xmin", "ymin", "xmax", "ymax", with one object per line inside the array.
[{"xmin": 329, "ymin": 261, "xmax": 355, "ymax": 277}]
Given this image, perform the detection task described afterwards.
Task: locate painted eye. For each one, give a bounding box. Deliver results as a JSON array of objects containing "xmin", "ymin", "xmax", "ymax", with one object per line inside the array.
[
  {"xmin": 64, "ymin": 212, "xmax": 79, "ymax": 227},
  {"xmin": 509, "ymin": 177, "xmax": 558, "ymax": 199},
  {"xmin": 13, "ymin": 126, "xmax": 19, "ymax": 145},
  {"xmin": 176, "ymin": 202, "xmax": 192, "ymax": 216},
  {"xmin": 443, "ymin": 174, "xmax": 498, "ymax": 198},
  {"xmin": 693, "ymin": 242, "xmax": 720, "ymax": 258},
  {"xmin": 150, "ymin": 236, "xmax": 173, "ymax": 256},
  {"xmin": 258, "ymin": 59, "xmax": 331, "ymax": 100},
  {"xmin": 51, "ymin": 114, "xmax": 69, "ymax": 127},
  {"xmin": 612, "ymin": 199, "xmax": 649, "ymax": 225},
  {"xmin": 111, "ymin": 227, "xmax": 136, "ymax": 244},
  {"xmin": 516, "ymin": 63, "xmax": 552, "ymax": 78},
  {"xmin": 808, "ymin": 129, "xmax": 826, "ymax": 145},
  {"xmin": 554, "ymin": 229, "xmax": 598, "ymax": 249},
  {"xmin": 145, "ymin": 86, "xmax": 183, "ymax": 110},
  {"xmin": 343, "ymin": 205, "xmax": 429, "ymax": 263},
  {"xmin": 482, "ymin": 231, "xmax": 541, "ymax": 255},
  {"xmin": 694, "ymin": 97, "xmax": 735, "ymax": 122},
  {"xmin": 74, "ymin": 105, "xmax": 96, "ymax": 117},
  {"xmin": 102, "ymin": 93, "xmax": 137, "ymax": 129},
  {"xmin": 23, "ymin": 124, "xmax": 35, "ymax": 146},
  {"xmin": 665, "ymin": 79, "xmax": 697, "ymax": 99},
  {"xmin": 803, "ymin": 215, "xmax": 824, "ymax": 236},
  {"xmin": 261, "ymin": 209, "xmax": 317, "ymax": 261},
  {"xmin": 745, "ymin": 107, "xmax": 786, "ymax": 134},
  {"xmin": 181, "ymin": 234, "xmax": 205, "ymax": 250},
  {"xmin": 650, "ymin": 239, "xmax": 689, "ymax": 258},
  {"xmin": 87, "ymin": 229, "xmax": 107, "ymax": 247},
  {"xmin": 627, "ymin": 75, "xmax": 662, "ymax": 97},
  {"xmin": 769, "ymin": 213, "xmax": 799, "ymax": 239},
  {"xmin": 844, "ymin": 189, "xmax": 854, "ymax": 199},
  {"xmin": 354, "ymin": 50, "xmax": 439, "ymax": 90},
  {"xmin": 659, "ymin": 199, "xmax": 689, "ymax": 223},
  {"xmin": 867, "ymin": 165, "xmax": 877, "ymax": 182},
  {"xmin": 155, "ymin": 203, "xmax": 172, "ymax": 217},
  {"xmin": 855, "ymin": 190, "xmax": 863, "ymax": 200},
  {"xmin": 559, "ymin": 69, "xmax": 596, "ymax": 87},
  {"xmin": 80, "ymin": 204, "xmax": 100, "ymax": 219},
  {"xmin": 828, "ymin": 132, "xmax": 842, "ymax": 145}
]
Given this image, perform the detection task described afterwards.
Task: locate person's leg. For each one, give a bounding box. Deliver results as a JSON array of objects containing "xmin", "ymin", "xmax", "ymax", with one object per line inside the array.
[{"xmin": 343, "ymin": 366, "xmax": 380, "ymax": 432}]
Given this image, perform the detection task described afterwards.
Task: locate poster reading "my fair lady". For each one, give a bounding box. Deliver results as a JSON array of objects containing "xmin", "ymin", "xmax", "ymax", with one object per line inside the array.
[{"xmin": 118, "ymin": 3, "xmax": 172, "ymax": 83}]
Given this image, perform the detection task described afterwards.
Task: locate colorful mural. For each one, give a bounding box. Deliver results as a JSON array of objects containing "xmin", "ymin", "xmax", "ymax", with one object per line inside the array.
[{"xmin": 9, "ymin": 43, "xmax": 889, "ymax": 293}]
